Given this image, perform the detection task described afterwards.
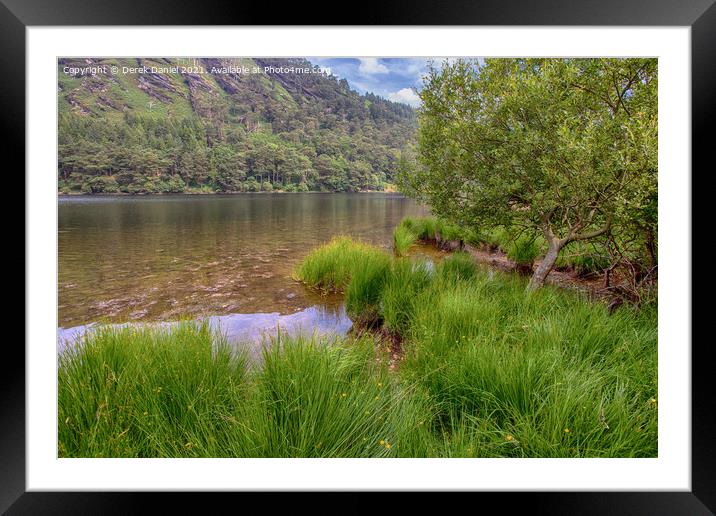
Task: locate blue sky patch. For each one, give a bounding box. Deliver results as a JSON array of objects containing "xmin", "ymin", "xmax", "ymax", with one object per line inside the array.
[{"xmin": 308, "ymin": 57, "xmax": 434, "ymax": 108}]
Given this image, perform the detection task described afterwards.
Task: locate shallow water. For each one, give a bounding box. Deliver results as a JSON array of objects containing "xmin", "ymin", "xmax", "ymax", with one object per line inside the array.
[
  {"xmin": 58, "ymin": 193, "xmax": 431, "ymax": 343},
  {"xmin": 57, "ymin": 304, "xmax": 353, "ymax": 359}
]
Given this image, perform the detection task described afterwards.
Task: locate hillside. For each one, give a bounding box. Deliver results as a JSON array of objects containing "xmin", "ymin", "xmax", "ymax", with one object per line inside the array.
[{"xmin": 57, "ymin": 57, "xmax": 417, "ymax": 194}]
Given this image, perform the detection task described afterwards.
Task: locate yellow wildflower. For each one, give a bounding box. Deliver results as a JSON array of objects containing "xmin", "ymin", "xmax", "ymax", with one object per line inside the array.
[
  {"xmin": 505, "ymin": 434, "xmax": 514, "ymax": 442},
  {"xmin": 564, "ymin": 428, "xmax": 571, "ymax": 433}
]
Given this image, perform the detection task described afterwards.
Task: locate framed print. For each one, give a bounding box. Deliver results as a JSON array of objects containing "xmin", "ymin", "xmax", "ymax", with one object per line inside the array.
[{"xmin": 5, "ymin": 0, "xmax": 713, "ymax": 513}]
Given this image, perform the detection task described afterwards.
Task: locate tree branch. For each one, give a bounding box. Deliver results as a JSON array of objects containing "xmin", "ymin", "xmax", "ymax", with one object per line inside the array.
[{"xmin": 568, "ymin": 214, "xmax": 613, "ymax": 243}]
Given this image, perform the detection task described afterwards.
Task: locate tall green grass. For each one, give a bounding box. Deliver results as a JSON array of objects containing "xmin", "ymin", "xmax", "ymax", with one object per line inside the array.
[
  {"xmin": 295, "ymin": 237, "xmax": 657, "ymax": 457},
  {"xmin": 345, "ymin": 256, "xmax": 391, "ymax": 326},
  {"xmin": 399, "ymin": 216, "xmax": 439, "ymax": 240},
  {"xmin": 59, "ymin": 324, "xmax": 434, "ymax": 457},
  {"xmin": 401, "ymin": 270, "xmax": 657, "ymax": 457},
  {"xmin": 393, "ymin": 225, "xmax": 418, "ymax": 256},
  {"xmin": 294, "ymin": 236, "xmax": 390, "ymax": 292},
  {"xmin": 58, "ymin": 322, "xmax": 250, "ymax": 457},
  {"xmin": 60, "ymin": 237, "xmax": 657, "ymax": 458},
  {"xmin": 382, "ymin": 258, "xmax": 434, "ymax": 334},
  {"xmin": 506, "ymin": 235, "xmax": 541, "ymax": 271}
]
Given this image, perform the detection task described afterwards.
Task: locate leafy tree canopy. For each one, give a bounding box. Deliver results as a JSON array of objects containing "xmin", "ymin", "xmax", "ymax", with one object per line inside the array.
[{"xmin": 399, "ymin": 58, "xmax": 657, "ymax": 288}]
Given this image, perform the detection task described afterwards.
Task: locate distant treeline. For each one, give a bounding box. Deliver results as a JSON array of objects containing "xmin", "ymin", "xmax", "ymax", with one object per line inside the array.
[{"xmin": 57, "ymin": 58, "xmax": 416, "ymax": 194}]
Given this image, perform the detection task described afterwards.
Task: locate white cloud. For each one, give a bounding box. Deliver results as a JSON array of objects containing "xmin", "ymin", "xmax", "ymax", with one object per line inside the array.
[
  {"xmin": 358, "ymin": 58, "xmax": 389, "ymax": 75},
  {"xmin": 387, "ymin": 88, "xmax": 421, "ymax": 107}
]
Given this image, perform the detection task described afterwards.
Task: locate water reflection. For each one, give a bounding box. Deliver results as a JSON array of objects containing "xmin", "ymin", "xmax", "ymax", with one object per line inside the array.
[
  {"xmin": 57, "ymin": 304, "xmax": 353, "ymax": 360},
  {"xmin": 58, "ymin": 193, "xmax": 429, "ymax": 326}
]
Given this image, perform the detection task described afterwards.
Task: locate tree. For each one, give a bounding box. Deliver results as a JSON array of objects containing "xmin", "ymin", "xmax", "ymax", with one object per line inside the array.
[
  {"xmin": 211, "ymin": 144, "xmax": 246, "ymax": 191},
  {"xmin": 399, "ymin": 58, "xmax": 657, "ymax": 289}
]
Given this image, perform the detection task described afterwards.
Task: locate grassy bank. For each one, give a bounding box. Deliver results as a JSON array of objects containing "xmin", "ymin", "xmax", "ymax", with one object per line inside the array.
[
  {"xmin": 395, "ymin": 216, "xmax": 613, "ymax": 276},
  {"xmin": 59, "ymin": 323, "xmax": 432, "ymax": 457},
  {"xmin": 60, "ymin": 237, "xmax": 657, "ymax": 458},
  {"xmin": 295, "ymin": 237, "xmax": 657, "ymax": 457}
]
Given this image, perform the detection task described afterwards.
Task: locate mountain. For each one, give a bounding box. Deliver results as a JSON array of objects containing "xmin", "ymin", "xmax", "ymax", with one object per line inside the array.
[{"xmin": 57, "ymin": 57, "xmax": 417, "ymax": 194}]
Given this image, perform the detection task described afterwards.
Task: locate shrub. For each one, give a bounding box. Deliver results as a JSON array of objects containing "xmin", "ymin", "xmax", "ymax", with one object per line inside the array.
[{"xmin": 557, "ymin": 242, "xmax": 612, "ymax": 276}]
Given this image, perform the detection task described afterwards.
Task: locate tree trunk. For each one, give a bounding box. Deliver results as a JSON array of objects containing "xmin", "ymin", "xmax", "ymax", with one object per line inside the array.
[
  {"xmin": 645, "ymin": 229, "xmax": 657, "ymax": 268},
  {"xmin": 527, "ymin": 238, "xmax": 564, "ymax": 290}
]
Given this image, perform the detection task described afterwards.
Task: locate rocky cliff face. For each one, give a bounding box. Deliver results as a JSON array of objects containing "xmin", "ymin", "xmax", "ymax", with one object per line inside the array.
[{"xmin": 58, "ymin": 57, "xmax": 415, "ymax": 126}]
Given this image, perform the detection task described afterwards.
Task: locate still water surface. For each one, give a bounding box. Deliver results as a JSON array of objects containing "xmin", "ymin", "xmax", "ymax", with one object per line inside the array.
[{"xmin": 58, "ymin": 193, "xmax": 431, "ymax": 342}]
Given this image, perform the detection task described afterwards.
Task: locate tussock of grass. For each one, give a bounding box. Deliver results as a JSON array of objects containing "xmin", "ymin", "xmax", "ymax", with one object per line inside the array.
[
  {"xmin": 399, "ymin": 216, "xmax": 439, "ymax": 240},
  {"xmin": 435, "ymin": 220, "xmax": 463, "ymax": 242},
  {"xmin": 506, "ymin": 236, "xmax": 541, "ymax": 266},
  {"xmin": 294, "ymin": 236, "xmax": 390, "ymax": 292},
  {"xmin": 436, "ymin": 252, "xmax": 478, "ymax": 283},
  {"xmin": 393, "ymin": 225, "xmax": 418, "ymax": 256},
  {"xmin": 345, "ymin": 256, "xmax": 391, "ymax": 325},
  {"xmin": 382, "ymin": 259, "xmax": 434, "ymax": 334}
]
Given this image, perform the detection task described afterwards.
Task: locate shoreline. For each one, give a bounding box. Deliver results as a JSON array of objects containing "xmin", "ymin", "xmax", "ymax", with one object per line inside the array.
[{"xmin": 57, "ymin": 189, "xmax": 401, "ymax": 197}]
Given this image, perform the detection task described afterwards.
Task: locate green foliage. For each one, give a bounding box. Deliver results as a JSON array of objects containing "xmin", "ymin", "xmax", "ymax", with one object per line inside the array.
[
  {"xmin": 59, "ymin": 325, "xmax": 432, "ymax": 457},
  {"xmin": 393, "ymin": 225, "xmax": 418, "ymax": 256},
  {"xmin": 556, "ymin": 241, "xmax": 613, "ymax": 276},
  {"xmin": 436, "ymin": 252, "xmax": 478, "ymax": 283},
  {"xmin": 399, "ymin": 58, "xmax": 658, "ymax": 285},
  {"xmin": 403, "ymin": 273, "xmax": 657, "ymax": 457},
  {"xmin": 382, "ymin": 259, "xmax": 434, "ymax": 334},
  {"xmin": 345, "ymin": 255, "xmax": 391, "ymax": 326},
  {"xmin": 506, "ymin": 235, "xmax": 541, "ymax": 267},
  {"xmin": 436, "ymin": 220, "xmax": 463, "ymax": 242},
  {"xmin": 60, "ymin": 238, "xmax": 657, "ymax": 458},
  {"xmin": 294, "ymin": 237, "xmax": 390, "ymax": 292},
  {"xmin": 294, "ymin": 238, "xmax": 657, "ymax": 457},
  {"xmin": 58, "ymin": 322, "xmax": 250, "ymax": 457},
  {"xmin": 398, "ymin": 216, "xmax": 438, "ymax": 240},
  {"xmin": 58, "ymin": 57, "xmax": 416, "ymax": 194},
  {"xmin": 398, "ymin": 216, "xmax": 475, "ymax": 245}
]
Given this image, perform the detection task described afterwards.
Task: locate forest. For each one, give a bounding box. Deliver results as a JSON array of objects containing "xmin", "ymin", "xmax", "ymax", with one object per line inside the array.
[{"xmin": 58, "ymin": 57, "xmax": 416, "ymax": 194}]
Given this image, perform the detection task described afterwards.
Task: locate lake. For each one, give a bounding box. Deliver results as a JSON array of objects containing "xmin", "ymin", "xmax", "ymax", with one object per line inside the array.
[{"xmin": 58, "ymin": 193, "xmax": 431, "ymax": 344}]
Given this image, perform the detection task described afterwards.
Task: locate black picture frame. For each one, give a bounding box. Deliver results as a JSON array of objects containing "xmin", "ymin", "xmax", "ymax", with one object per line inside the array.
[{"xmin": 5, "ymin": 1, "xmax": 712, "ymax": 513}]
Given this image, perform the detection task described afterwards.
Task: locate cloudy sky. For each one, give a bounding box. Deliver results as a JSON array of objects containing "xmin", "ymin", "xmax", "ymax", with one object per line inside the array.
[{"xmin": 308, "ymin": 58, "xmax": 434, "ymax": 108}]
